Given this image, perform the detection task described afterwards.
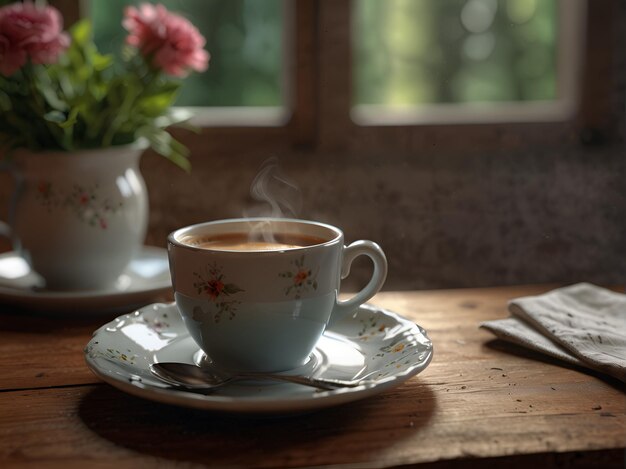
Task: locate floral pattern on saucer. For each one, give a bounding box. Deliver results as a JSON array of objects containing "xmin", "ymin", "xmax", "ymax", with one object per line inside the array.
[
  {"xmin": 84, "ymin": 302, "xmax": 433, "ymax": 414},
  {"xmin": 84, "ymin": 303, "xmax": 176, "ymax": 366},
  {"xmin": 351, "ymin": 315, "xmax": 428, "ymax": 377}
]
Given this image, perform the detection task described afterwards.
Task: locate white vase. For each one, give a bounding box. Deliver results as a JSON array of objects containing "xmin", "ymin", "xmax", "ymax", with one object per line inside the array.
[{"xmin": 4, "ymin": 142, "xmax": 148, "ymax": 290}]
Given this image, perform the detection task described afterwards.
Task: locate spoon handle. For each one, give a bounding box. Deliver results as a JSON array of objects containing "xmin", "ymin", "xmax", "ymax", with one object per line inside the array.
[
  {"xmin": 149, "ymin": 362, "xmax": 369, "ymax": 391},
  {"xmin": 237, "ymin": 373, "xmax": 365, "ymax": 390}
]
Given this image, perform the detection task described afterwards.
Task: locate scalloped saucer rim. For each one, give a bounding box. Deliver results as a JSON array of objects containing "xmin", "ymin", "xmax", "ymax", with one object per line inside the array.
[{"xmin": 84, "ymin": 302, "xmax": 434, "ymax": 413}]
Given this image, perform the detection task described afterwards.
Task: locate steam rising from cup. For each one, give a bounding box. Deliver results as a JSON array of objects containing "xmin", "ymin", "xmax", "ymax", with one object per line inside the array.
[{"xmin": 244, "ymin": 157, "xmax": 302, "ymax": 241}]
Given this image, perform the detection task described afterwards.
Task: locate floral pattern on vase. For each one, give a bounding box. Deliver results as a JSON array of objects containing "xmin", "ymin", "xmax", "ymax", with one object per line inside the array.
[{"xmin": 35, "ymin": 180, "xmax": 123, "ymax": 229}]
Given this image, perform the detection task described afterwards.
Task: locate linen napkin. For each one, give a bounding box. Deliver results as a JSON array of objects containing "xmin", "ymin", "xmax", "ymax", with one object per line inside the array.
[{"xmin": 481, "ymin": 283, "xmax": 626, "ymax": 383}]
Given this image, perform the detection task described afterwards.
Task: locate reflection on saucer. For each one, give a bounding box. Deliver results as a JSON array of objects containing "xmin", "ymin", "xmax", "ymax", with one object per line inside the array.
[
  {"xmin": 128, "ymin": 257, "xmax": 170, "ymax": 279},
  {"xmin": 0, "ymin": 255, "xmax": 30, "ymax": 279},
  {"xmin": 114, "ymin": 274, "xmax": 133, "ymax": 291},
  {"xmin": 0, "ymin": 246, "xmax": 172, "ymax": 314}
]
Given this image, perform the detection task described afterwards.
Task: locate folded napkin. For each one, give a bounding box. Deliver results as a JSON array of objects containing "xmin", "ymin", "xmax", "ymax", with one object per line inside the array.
[{"xmin": 481, "ymin": 283, "xmax": 626, "ymax": 383}]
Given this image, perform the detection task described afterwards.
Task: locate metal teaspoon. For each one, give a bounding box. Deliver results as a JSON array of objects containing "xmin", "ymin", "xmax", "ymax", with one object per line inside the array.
[{"xmin": 150, "ymin": 362, "xmax": 368, "ymax": 391}]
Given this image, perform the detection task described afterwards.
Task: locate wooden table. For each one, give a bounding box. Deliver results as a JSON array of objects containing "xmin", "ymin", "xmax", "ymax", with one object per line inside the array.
[{"xmin": 0, "ymin": 285, "xmax": 624, "ymax": 468}]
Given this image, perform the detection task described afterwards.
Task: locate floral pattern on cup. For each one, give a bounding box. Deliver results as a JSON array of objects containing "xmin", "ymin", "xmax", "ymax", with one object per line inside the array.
[
  {"xmin": 279, "ymin": 255, "xmax": 319, "ymax": 299},
  {"xmin": 192, "ymin": 263, "xmax": 244, "ymax": 323},
  {"xmin": 36, "ymin": 180, "xmax": 123, "ymax": 229}
]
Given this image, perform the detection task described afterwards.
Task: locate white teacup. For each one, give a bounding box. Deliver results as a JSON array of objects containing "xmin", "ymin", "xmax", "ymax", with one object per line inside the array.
[{"xmin": 168, "ymin": 218, "xmax": 387, "ymax": 372}]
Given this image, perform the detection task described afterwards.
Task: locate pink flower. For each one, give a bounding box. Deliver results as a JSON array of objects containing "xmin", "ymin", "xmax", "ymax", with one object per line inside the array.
[
  {"xmin": 123, "ymin": 3, "xmax": 209, "ymax": 77},
  {"xmin": 0, "ymin": 1, "xmax": 70, "ymax": 76}
]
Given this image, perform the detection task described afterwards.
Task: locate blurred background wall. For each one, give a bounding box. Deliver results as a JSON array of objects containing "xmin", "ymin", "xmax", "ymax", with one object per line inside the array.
[{"xmin": 2, "ymin": 0, "xmax": 624, "ymax": 291}]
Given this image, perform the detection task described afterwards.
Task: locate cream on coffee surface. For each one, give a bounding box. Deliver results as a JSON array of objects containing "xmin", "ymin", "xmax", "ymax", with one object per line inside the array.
[{"xmin": 193, "ymin": 232, "xmax": 325, "ymax": 251}]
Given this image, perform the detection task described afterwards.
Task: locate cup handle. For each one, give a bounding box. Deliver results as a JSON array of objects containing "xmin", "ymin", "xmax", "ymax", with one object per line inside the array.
[{"xmin": 330, "ymin": 240, "xmax": 388, "ymax": 322}]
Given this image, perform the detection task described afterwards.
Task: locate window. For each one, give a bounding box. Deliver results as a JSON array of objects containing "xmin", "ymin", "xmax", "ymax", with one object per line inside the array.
[
  {"xmin": 52, "ymin": 0, "xmax": 605, "ymax": 143},
  {"xmin": 352, "ymin": 0, "xmax": 586, "ymax": 124},
  {"xmin": 87, "ymin": 0, "xmax": 288, "ymax": 125}
]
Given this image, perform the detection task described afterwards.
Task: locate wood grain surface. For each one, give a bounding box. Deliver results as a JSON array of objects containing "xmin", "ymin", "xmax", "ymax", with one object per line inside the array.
[{"xmin": 1, "ymin": 285, "xmax": 624, "ymax": 468}]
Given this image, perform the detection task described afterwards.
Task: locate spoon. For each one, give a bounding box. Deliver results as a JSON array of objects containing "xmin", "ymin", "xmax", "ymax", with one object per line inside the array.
[{"xmin": 150, "ymin": 362, "xmax": 368, "ymax": 391}]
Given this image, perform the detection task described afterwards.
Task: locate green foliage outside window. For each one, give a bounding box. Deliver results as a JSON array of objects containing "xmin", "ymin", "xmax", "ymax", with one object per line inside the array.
[
  {"xmin": 90, "ymin": 0, "xmax": 283, "ymax": 107},
  {"xmin": 353, "ymin": 0, "xmax": 558, "ymax": 106},
  {"xmin": 89, "ymin": 0, "xmax": 557, "ymax": 110}
]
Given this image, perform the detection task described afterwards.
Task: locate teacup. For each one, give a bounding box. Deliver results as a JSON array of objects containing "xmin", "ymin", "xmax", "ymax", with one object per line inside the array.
[{"xmin": 168, "ymin": 218, "xmax": 387, "ymax": 372}]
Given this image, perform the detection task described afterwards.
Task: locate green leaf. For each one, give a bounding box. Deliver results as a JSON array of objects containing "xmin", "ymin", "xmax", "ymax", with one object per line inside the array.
[
  {"xmin": 0, "ymin": 91, "xmax": 11, "ymax": 112},
  {"xmin": 224, "ymin": 284, "xmax": 244, "ymax": 295},
  {"xmin": 92, "ymin": 53, "xmax": 114, "ymax": 72},
  {"xmin": 137, "ymin": 126, "xmax": 191, "ymax": 172},
  {"xmin": 58, "ymin": 108, "xmax": 79, "ymax": 129},
  {"xmin": 37, "ymin": 85, "xmax": 68, "ymax": 112},
  {"xmin": 71, "ymin": 19, "xmax": 93, "ymax": 47},
  {"xmin": 121, "ymin": 44, "xmax": 136, "ymax": 62},
  {"xmin": 155, "ymin": 108, "xmax": 199, "ymax": 131},
  {"xmin": 148, "ymin": 81, "xmax": 181, "ymax": 96},
  {"xmin": 138, "ymin": 90, "xmax": 179, "ymax": 117},
  {"xmin": 44, "ymin": 111, "xmax": 66, "ymax": 123},
  {"xmin": 166, "ymin": 150, "xmax": 191, "ymax": 172}
]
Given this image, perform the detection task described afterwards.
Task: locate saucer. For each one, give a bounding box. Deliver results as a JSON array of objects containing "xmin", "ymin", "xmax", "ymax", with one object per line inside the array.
[
  {"xmin": 84, "ymin": 302, "xmax": 433, "ymax": 414},
  {"xmin": 0, "ymin": 246, "xmax": 172, "ymax": 314}
]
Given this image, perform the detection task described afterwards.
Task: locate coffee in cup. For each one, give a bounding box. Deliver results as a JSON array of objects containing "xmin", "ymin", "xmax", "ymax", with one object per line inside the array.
[{"xmin": 184, "ymin": 232, "xmax": 326, "ymax": 251}]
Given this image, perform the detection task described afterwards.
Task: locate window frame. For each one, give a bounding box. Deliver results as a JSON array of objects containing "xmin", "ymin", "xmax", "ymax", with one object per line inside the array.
[
  {"xmin": 351, "ymin": 0, "xmax": 587, "ymax": 126},
  {"xmin": 52, "ymin": 0, "xmax": 618, "ymax": 155},
  {"xmin": 313, "ymin": 0, "xmax": 618, "ymax": 156}
]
